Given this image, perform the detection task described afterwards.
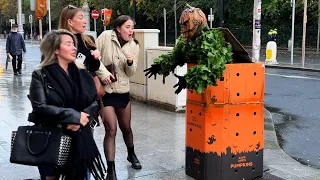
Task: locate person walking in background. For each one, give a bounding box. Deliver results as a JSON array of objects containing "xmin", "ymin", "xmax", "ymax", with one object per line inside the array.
[
  {"xmin": 95, "ymin": 15, "xmax": 141, "ymax": 180},
  {"xmin": 6, "ymin": 24, "xmax": 26, "ymax": 75}
]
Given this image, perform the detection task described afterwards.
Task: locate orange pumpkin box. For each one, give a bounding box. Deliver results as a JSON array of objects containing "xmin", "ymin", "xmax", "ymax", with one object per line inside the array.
[
  {"xmin": 184, "ymin": 28, "xmax": 264, "ymax": 180},
  {"xmin": 187, "ymin": 63, "xmax": 265, "ymax": 105},
  {"xmin": 185, "ymin": 102, "xmax": 264, "ymax": 180}
]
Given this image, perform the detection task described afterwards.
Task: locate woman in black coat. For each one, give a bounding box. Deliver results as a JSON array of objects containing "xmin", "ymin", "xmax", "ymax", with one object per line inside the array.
[{"xmin": 28, "ymin": 29, "xmax": 105, "ymax": 180}]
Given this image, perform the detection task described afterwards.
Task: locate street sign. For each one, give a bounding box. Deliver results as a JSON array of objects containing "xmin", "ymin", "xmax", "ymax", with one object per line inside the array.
[
  {"xmin": 30, "ymin": 0, "xmax": 50, "ymax": 11},
  {"xmin": 16, "ymin": 13, "xmax": 25, "ymax": 24},
  {"xmin": 91, "ymin": 10, "xmax": 99, "ymax": 19},
  {"xmin": 9, "ymin": 19, "xmax": 15, "ymax": 24},
  {"xmin": 30, "ymin": 0, "xmax": 36, "ymax": 11},
  {"xmin": 29, "ymin": 14, "xmax": 33, "ymax": 24},
  {"xmin": 208, "ymin": 15, "xmax": 214, "ymax": 21}
]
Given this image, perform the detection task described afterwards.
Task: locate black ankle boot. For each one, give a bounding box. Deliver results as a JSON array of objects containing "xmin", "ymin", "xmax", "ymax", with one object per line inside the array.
[
  {"xmin": 106, "ymin": 161, "xmax": 117, "ymax": 180},
  {"xmin": 127, "ymin": 153, "xmax": 142, "ymax": 170}
]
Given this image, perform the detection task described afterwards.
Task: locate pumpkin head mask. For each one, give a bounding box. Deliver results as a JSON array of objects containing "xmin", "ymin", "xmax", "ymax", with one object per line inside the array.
[{"xmin": 179, "ymin": 7, "xmax": 208, "ymax": 39}]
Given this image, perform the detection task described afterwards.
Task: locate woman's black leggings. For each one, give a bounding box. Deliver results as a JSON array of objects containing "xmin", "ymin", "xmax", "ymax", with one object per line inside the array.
[{"xmin": 100, "ymin": 102, "xmax": 134, "ymax": 161}]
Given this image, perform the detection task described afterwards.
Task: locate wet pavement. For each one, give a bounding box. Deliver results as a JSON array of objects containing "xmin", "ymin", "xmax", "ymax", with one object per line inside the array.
[
  {"xmin": 0, "ymin": 40, "xmax": 319, "ymax": 179},
  {"xmin": 0, "ymin": 40, "xmax": 190, "ymax": 179},
  {"xmin": 265, "ymin": 68, "xmax": 320, "ymax": 169}
]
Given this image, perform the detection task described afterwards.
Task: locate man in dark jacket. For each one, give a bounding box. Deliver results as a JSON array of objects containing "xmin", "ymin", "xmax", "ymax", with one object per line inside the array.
[{"xmin": 6, "ymin": 24, "xmax": 26, "ymax": 75}]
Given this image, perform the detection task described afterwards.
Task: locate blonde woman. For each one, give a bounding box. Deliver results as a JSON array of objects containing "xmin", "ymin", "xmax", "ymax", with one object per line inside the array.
[
  {"xmin": 28, "ymin": 29, "xmax": 105, "ymax": 180},
  {"xmin": 59, "ymin": 5, "xmax": 112, "ymax": 100}
]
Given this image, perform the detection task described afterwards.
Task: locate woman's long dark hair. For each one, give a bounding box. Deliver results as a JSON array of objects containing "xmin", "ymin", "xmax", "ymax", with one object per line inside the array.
[{"xmin": 113, "ymin": 15, "xmax": 139, "ymax": 45}]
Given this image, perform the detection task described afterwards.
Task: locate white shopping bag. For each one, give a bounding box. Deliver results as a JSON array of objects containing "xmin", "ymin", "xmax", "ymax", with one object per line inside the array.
[
  {"xmin": 22, "ymin": 54, "xmax": 26, "ymax": 69},
  {"xmin": 7, "ymin": 54, "xmax": 12, "ymax": 62}
]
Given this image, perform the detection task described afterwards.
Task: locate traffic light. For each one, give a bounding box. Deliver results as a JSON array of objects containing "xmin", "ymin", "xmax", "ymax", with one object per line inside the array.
[
  {"xmin": 103, "ymin": 9, "xmax": 112, "ymax": 26},
  {"xmin": 101, "ymin": 9, "xmax": 105, "ymax": 21}
]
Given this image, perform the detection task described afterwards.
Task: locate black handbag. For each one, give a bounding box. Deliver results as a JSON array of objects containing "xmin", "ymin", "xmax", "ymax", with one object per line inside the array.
[
  {"xmin": 10, "ymin": 125, "xmax": 71, "ymax": 166},
  {"xmin": 106, "ymin": 43, "xmax": 117, "ymax": 82},
  {"xmin": 106, "ymin": 64, "xmax": 117, "ymax": 82}
]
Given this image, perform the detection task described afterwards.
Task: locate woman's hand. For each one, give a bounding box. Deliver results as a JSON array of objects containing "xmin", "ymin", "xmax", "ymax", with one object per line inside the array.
[
  {"xmin": 102, "ymin": 74, "xmax": 115, "ymax": 85},
  {"xmin": 124, "ymin": 52, "xmax": 134, "ymax": 63},
  {"xmin": 67, "ymin": 112, "xmax": 89, "ymax": 131},
  {"xmin": 67, "ymin": 124, "xmax": 80, "ymax": 131},
  {"xmin": 90, "ymin": 50, "xmax": 101, "ymax": 60},
  {"xmin": 80, "ymin": 112, "xmax": 89, "ymax": 126}
]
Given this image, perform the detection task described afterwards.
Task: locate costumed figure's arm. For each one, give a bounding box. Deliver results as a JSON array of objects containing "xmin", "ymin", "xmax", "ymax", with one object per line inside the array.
[
  {"xmin": 144, "ymin": 36, "xmax": 190, "ymax": 83},
  {"xmin": 173, "ymin": 29, "xmax": 233, "ymax": 94}
]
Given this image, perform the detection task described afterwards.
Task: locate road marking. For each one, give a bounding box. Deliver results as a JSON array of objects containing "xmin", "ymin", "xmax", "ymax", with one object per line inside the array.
[{"xmin": 265, "ymin": 73, "xmax": 320, "ymax": 81}]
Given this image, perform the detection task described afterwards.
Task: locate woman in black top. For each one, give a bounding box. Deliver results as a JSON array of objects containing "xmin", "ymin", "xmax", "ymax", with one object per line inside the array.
[
  {"xmin": 58, "ymin": 5, "xmax": 113, "ymax": 86},
  {"xmin": 58, "ymin": 5, "xmax": 112, "ymax": 130}
]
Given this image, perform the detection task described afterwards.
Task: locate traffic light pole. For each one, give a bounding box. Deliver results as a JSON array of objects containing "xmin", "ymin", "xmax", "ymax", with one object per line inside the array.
[
  {"xmin": 291, "ymin": 0, "xmax": 295, "ymax": 65},
  {"xmin": 132, "ymin": 0, "xmax": 136, "ymax": 21},
  {"xmin": 48, "ymin": 0, "xmax": 51, "ymax": 31},
  {"xmin": 252, "ymin": 0, "xmax": 262, "ymax": 62},
  {"xmin": 219, "ymin": 0, "xmax": 224, "ymax": 27},
  {"xmin": 302, "ymin": 0, "xmax": 307, "ymax": 67},
  {"xmin": 174, "ymin": 0, "xmax": 177, "ymax": 43},
  {"xmin": 17, "ymin": 0, "xmax": 24, "ymax": 38}
]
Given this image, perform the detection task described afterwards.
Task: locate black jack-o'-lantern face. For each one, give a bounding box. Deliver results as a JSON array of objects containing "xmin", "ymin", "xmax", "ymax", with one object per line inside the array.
[{"xmin": 179, "ymin": 7, "xmax": 208, "ymax": 40}]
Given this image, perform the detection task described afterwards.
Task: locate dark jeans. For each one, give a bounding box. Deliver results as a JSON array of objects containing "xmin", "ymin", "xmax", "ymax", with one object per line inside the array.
[{"xmin": 11, "ymin": 54, "xmax": 22, "ymax": 73}]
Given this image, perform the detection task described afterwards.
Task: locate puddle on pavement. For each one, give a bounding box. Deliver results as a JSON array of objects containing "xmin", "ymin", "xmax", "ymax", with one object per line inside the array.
[{"xmin": 265, "ymin": 106, "xmax": 319, "ymax": 169}]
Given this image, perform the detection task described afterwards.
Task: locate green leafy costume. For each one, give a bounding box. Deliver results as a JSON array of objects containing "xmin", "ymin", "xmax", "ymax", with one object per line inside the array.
[{"xmin": 144, "ymin": 7, "xmax": 234, "ymax": 94}]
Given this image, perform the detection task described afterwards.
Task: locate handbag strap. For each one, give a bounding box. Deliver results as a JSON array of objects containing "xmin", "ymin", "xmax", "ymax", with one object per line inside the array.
[
  {"xmin": 26, "ymin": 130, "xmax": 51, "ymax": 155},
  {"xmin": 111, "ymin": 38, "xmax": 115, "ymax": 65}
]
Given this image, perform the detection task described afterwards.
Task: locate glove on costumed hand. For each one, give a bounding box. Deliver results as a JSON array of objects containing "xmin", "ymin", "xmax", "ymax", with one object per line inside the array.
[
  {"xmin": 173, "ymin": 74, "xmax": 187, "ymax": 94},
  {"xmin": 144, "ymin": 64, "xmax": 162, "ymax": 80}
]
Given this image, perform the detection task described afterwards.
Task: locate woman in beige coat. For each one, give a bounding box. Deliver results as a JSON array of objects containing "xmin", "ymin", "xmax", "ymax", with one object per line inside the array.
[{"xmin": 95, "ymin": 15, "xmax": 140, "ymax": 180}]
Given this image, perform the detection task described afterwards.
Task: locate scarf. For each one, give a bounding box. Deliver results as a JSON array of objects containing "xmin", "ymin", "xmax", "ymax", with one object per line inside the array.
[
  {"xmin": 42, "ymin": 63, "xmax": 106, "ymax": 180},
  {"xmin": 115, "ymin": 31, "xmax": 128, "ymax": 47}
]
